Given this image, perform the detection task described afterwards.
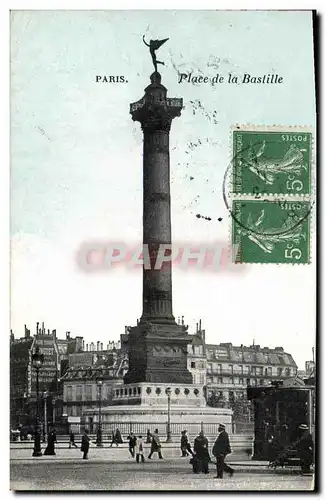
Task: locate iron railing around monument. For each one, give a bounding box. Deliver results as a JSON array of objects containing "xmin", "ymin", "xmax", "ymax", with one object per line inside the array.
[{"xmin": 79, "ymin": 421, "xmax": 253, "ymax": 438}]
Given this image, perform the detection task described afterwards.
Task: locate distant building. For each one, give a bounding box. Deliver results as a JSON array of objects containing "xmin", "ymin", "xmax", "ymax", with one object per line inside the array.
[
  {"xmin": 10, "ymin": 323, "xmax": 83, "ymax": 429},
  {"xmin": 11, "ymin": 320, "xmax": 299, "ymax": 432},
  {"xmin": 61, "ymin": 344, "xmax": 128, "ymax": 423},
  {"xmin": 205, "ymin": 341, "xmax": 297, "ymax": 407}
]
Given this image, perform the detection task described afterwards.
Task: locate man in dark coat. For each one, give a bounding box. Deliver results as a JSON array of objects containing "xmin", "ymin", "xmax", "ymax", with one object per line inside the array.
[
  {"xmin": 81, "ymin": 429, "xmax": 90, "ymax": 459},
  {"xmin": 148, "ymin": 429, "xmax": 163, "ymax": 459},
  {"xmin": 181, "ymin": 430, "xmax": 190, "ymax": 457},
  {"xmin": 127, "ymin": 432, "xmax": 137, "ymax": 458},
  {"xmin": 212, "ymin": 424, "xmax": 234, "ymax": 479},
  {"xmin": 146, "ymin": 429, "xmax": 152, "ymax": 443},
  {"xmin": 69, "ymin": 430, "xmax": 78, "ymax": 448},
  {"xmin": 193, "ymin": 431, "xmax": 210, "ymax": 473},
  {"xmin": 44, "ymin": 429, "xmax": 57, "ymax": 456},
  {"xmin": 297, "ymin": 424, "xmax": 314, "ymax": 475}
]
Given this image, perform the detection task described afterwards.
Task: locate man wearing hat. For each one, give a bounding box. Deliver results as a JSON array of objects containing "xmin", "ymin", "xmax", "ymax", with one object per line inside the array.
[
  {"xmin": 212, "ymin": 424, "xmax": 234, "ymax": 479},
  {"xmin": 297, "ymin": 424, "xmax": 314, "ymax": 475}
]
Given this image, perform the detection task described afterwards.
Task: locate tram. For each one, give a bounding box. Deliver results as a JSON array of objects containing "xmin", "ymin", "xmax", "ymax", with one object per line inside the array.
[{"xmin": 247, "ymin": 381, "xmax": 315, "ymax": 466}]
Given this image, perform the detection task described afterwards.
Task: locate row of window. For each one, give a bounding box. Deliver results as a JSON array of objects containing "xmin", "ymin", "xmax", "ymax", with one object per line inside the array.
[
  {"xmin": 206, "ymin": 364, "xmax": 293, "ymax": 377},
  {"xmin": 207, "ymin": 377, "xmax": 271, "ymax": 386}
]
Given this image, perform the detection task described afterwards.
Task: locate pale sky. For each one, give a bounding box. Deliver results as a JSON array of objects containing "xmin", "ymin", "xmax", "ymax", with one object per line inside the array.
[{"xmin": 10, "ymin": 10, "xmax": 316, "ymax": 369}]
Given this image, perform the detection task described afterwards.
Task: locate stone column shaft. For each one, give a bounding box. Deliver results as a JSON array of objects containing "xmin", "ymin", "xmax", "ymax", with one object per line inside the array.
[{"xmin": 142, "ymin": 129, "xmax": 173, "ymax": 322}]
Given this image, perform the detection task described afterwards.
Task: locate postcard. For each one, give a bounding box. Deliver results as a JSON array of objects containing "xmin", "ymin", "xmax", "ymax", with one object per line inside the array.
[{"xmin": 10, "ymin": 10, "xmax": 316, "ymax": 492}]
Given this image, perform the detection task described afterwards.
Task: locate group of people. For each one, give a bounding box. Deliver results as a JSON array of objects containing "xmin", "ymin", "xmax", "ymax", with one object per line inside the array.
[
  {"xmin": 127, "ymin": 429, "xmax": 163, "ymax": 462},
  {"xmin": 40, "ymin": 422, "xmax": 315, "ymax": 476},
  {"xmin": 182, "ymin": 424, "xmax": 234, "ymax": 479}
]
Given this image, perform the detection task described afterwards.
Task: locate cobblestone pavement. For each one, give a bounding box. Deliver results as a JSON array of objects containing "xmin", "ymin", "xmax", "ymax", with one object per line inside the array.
[{"xmin": 10, "ymin": 458, "xmax": 314, "ymax": 491}]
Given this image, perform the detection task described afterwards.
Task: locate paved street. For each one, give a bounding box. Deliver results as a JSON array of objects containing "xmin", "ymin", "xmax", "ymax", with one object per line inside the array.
[{"xmin": 11, "ymin": 449, "xmax": 314, "ymax": 491}]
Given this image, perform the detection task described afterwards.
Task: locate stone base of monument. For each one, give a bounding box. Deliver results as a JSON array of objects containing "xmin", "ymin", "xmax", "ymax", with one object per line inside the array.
[{"xmin": 83, "ymin": 382, "xmax": 233, "ymax": 436}]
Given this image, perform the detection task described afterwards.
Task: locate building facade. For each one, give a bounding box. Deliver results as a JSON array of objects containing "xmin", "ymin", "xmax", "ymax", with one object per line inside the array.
[
  {"xmin": 10, "ymin": 323, "xmax": 83, "ymax": 429},
  {"xmin": 11, "ymin": 320, "xmax": 298, "ymax": 431}
]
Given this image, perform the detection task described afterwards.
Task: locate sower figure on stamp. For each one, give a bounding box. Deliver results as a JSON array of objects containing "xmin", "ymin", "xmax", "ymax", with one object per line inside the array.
[
  {"xmin": 212, "ymin": 424, "xmax": 234, "ymax": 479},
  {"xmin": 142, "ymin": 36, "xmax": 169, "ymax": 73}
]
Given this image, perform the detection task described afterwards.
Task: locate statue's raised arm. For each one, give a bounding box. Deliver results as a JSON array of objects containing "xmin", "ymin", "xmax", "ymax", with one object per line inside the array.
[{"xmin": 142, "ymin": 35, "xmax": 169, "ymax": 73}]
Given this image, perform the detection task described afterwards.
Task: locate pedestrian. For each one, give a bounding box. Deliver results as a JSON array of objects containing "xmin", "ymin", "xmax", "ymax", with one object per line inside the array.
[
  {"xmin": 69, "ymin": 430, "xmax": 78, "ymax": 449},
  {"xmin": 110, "ymin": 429, "xmax": 118, "ymax": 447},
  {"xmin": 127, "ymin": 431, "xmax": 137, "ymax": 458},
  {"xmin": 212, "ymin": 423, "xmax": 234, "ymax": 479},
  {"xmin": 81, "ymin": 429, "xmax": 91, "ymax": 459},
  {"xmin": 148, "ymin": 428, "xmax": 163, "ymax": 459},
  {"xmin": 181, "ymin": 430, "xmax": 190, "ymax": 457},
  {"xmin": 136, "ymin": 435, "xmax": 145, "ymax": 463},
  {"xmin": 297, "ymin": 424, "xmax": 314, "ymax": 475},
  {"xmin": 44, "ymin": 428, "xmax": 57, "ymax": 456},
  {"xmin": 115, "ymin": 428, "xmax": 123, "ymax": 444},
  {"xmin": 146, "ymin": 429, "xmax": 152, "ymax": 443},
  {"xmin": 193, "ymin": 431, "xmax": 210, "ymax": 474}
]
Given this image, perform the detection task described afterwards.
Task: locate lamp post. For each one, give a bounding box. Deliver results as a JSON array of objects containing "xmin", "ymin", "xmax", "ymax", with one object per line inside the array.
[
  {"xmin": 52, "ymin": 376, "xmax": 61, "ymax": 426},
  {"xmin": 43, "ymin": 391, "xmax": 48, "ymax": 443},
  {"xmin": 166, "ymin": 387, "xmax": 172, "ymax": 443},
  {"xmin": 32, "ymin": 346, "xmax": 44, "ymax": 457},
  {"xmin": 96, "ymin": 380, "xmax": 103, "ymax": 447}
]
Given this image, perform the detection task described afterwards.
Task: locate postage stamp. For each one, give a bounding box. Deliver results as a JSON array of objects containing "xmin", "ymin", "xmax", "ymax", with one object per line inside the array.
[
  {"xmin": 232, "ymin": 128, "xmax": 312, "ymax": 196},
  {"xmin": 232, "ymin": 200, "xmax": 310, "ymax": 264}
]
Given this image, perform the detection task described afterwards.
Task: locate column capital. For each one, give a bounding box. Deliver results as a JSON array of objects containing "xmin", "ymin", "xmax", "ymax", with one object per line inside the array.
[{"xmin": 130, "ymin": 73, "xmax": 183, "ymax": 132}]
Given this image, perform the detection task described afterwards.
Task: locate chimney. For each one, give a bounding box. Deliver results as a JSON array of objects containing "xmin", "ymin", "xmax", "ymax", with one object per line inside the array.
[
  {"xmin": 42, "ymin": 322, "xmax": 45, "ymax": 334},
  {"xmin": 47, "ymin": 329, "xmax": 50, "ymax": 335},
  {"xmin": 177, "ymin": 317, "xmax": 180, "ymax": 325},
  {"xmin": 100, "ymin": 342, "xmax": 103, "ymax": 351},
  {"xmin": 201, "ymin": 329, "xmax": 206, "ymax": 344},
  {"xmin": 90, "ymin": 342, "xmax": 94, "ymax": 351},
  {"xmin": 36, "ymin": 322, "xmax": 39, "ymax": 335},
  {"xmin": 66, "ymin": 331, "xmax": 70, "ymax": 340},
  {"xmin": 86, "ymin": 343, "xmax": 89, "ymax": 351},
  {"xmin": 24, "ymin": 324, "xmax": 30, "ymax": 338},
  {"xmin": 82, "ymin": 340, "xmax": 85, "ymax": 351},
  {"xmin": 181, "ymin": 316, "xmax": 184, "ymax": 326},
  {"xmin": 196, "ymin": 323, "xmax": 198, "ymax": 333},
  {"xmin": 52, "ymin": 329, "xmax": 56, "ymax": 337},
  {"xmin": 199, "ymin": 319, "xmax": 202, "ymax": 331},
  {"xmin": 97, "ymin": 341, "xmax": 100, "ymax": 351}
]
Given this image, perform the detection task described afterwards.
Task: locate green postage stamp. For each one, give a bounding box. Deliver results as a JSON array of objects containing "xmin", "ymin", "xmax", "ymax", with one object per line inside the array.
[
  {"xmin": 233, "ymin": 129, "xmax": 312, "ymax": 195},
  {"xmin": 232, "ymin": 200, "xmax": 310, "ymax": 264}
]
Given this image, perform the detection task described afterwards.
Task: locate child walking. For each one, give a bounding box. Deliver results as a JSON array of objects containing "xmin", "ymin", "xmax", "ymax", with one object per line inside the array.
[{"xmin": 136, "ymin": 435, "xmax": 145, "ymax": 463}]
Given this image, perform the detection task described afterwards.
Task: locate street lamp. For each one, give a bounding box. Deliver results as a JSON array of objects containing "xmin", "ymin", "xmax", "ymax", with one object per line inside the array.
[
  {"xmin": 43, "ymin": 391, "xmax": 48, "ymax": 443},
  {"xmin": 52, "ymin": 376, "xmax": 61, "ymax": 426},
  {"xmin": 166, "ymin": 387, "xmax": 172, "ymax": 443},
  {"xmin": 31, "ymin": 346, "xmax": 44, "ymax": 457},
  {"xmin": 96, "ymin": 380, "xmax": 103, "ymax": 447}
]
